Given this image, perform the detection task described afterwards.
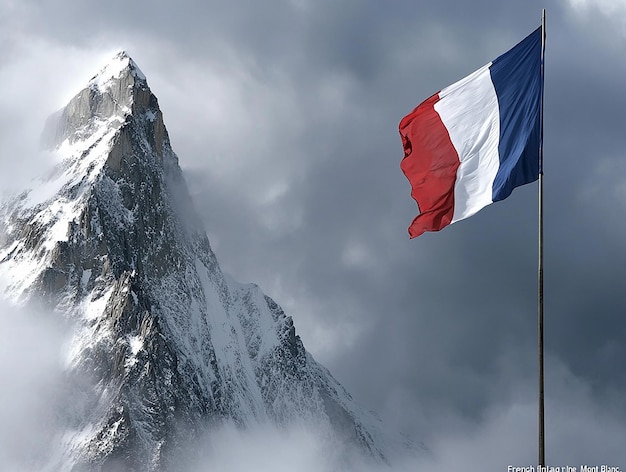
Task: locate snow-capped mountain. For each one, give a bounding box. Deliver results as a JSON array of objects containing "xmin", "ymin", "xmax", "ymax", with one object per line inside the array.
[{"xmin": 0, "ymin": 52, "xmax": 397, "ymax": 471}]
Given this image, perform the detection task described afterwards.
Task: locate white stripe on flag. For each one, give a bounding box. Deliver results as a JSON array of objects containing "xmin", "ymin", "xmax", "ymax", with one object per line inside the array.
[{"xmin": 434, "ymin": 63, "xmax": 501, "ymax": 223}]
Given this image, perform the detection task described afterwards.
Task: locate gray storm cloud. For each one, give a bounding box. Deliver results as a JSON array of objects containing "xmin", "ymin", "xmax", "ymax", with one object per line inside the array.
[{"xmin": 1, "ymin": 0, "xmax": 625, "ymax": 468}]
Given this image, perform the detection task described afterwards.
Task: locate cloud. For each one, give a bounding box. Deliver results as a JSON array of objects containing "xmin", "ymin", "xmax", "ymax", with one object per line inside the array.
[
  {"xmin": 0, "ymin": 302, "xmax": 70, "ymax": 471},
  {"xmin": 583, "ymin": 158, "xmax": 626, "ymax": 213},
  {"xmin": 0, "ymin": 39, "xmax": 119, "ymax": 193},
  {"xmin": 564, "ymin": 0, "xmax": 626, "ymax": 38},
  {"xmin": 566, "ymin": 0, "xmax": 626, "ymax": 17},
  {"xmin": 178, "ymin": 422, "xmax": 372, "ymax": 472},
  {"xmin": 386, "ymin": 355, "xmax": 626, "ymax": 471},
  {"xmin": 172, "ymin": 354, "xmax": 626, "ymax": 472}
]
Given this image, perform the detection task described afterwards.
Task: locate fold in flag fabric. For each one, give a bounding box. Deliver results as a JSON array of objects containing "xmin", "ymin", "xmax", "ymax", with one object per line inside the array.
[{"xmin": 399, "ymin": 27, "xmax": 543, "ymax": 238}]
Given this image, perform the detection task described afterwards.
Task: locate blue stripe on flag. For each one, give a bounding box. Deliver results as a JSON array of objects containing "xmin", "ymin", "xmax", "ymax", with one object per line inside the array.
[{"xmin": 490, "ymin": 27, "xmax": 543, "ymax": 202}]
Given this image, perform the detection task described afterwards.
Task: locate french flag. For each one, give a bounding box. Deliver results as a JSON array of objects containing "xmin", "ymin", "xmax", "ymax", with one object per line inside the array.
[{"xmin": 399, "ymin": 27, "xmax": 543, "ymax": 238}]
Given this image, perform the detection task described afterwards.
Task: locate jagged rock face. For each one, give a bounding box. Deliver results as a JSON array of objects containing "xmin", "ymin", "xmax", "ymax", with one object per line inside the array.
[{"xmin": 0, "ymin": 53, "xmax": 390, "ymax": 471}]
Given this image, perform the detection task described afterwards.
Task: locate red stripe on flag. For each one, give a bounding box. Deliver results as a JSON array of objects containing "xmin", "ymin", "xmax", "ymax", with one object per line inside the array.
[{"xmin": 399, "ymin": 93, "xmax": 460, "ymax": 238}]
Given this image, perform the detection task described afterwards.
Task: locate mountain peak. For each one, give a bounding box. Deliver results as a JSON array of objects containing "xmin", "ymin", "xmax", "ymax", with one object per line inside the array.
[
  {"xmin": 42, "ymin": 51, "xmax": 163, "ymax": 152},
  {"xmin": 0, "ymin": 52, "xmax": 406, "ymax": 469},
  {"xmin": 88, "ymin": 50, "xmax": 147, "ymax": 91}
]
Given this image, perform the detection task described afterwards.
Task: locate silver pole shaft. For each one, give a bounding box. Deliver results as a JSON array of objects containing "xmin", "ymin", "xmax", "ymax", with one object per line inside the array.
[{"xmin": 538, "ymin": 7, "xmax": 546, "ymax": 468}]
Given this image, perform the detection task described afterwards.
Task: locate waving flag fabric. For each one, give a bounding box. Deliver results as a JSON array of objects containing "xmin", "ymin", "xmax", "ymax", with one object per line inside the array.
[{"xmin": 399, "ymin": 27, "xmax": 543, "ymax": 238}]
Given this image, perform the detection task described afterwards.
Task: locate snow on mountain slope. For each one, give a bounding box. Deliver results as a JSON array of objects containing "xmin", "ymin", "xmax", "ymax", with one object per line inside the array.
[{"xmin": 0, "ymin": 52, "xmax": 411, "ymax": 471}]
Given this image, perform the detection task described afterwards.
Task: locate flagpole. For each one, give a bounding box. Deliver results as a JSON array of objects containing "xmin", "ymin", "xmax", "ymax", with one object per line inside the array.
[{"xmin": 538, "ymin": 7, "xmax": 546, "ymax": 468}]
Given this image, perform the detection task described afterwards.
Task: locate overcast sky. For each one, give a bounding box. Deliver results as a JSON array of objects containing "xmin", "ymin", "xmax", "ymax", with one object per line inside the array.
[{"xmin": 1, "ymin": 0, "xmax": 626, "ymax": 469}]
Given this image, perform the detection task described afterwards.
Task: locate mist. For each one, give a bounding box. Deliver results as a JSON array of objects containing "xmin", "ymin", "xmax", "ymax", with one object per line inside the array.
[
  {"xmin": 0, "ymin": 301, "xmax": 70, "ymax": 471},
  {"xmin": 169, "ymin": 353, "xmax": 626, "ymax": 472},
  {"xmin": 173, "ymin": 364, "xmax": 626, "ymax": 472}
]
